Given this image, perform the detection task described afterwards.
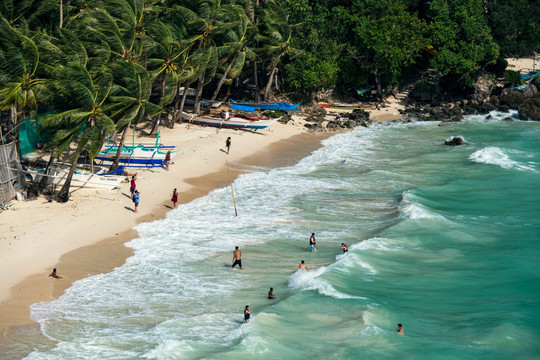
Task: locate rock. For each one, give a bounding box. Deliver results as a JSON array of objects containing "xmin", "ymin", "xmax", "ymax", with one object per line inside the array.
[
  {"xmin": 518, "ymin": 96, "xmax": 540, "ymax": 120},
  {"xmin": 445, "ymin": 136, "xmax": 465, "ymax": 146},
  {"xmin": 478, "ymin": 101, "xmax": 498, "ymax": 113},
  {"xmin": 473, "ymin": 75, "xmax": 496, "ymax": 103}
]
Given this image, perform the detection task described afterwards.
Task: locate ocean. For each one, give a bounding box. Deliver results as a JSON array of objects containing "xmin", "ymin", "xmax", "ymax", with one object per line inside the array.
[{"xmin": 9, "ymin": 111, "xmax": 540, "ymax": 359}]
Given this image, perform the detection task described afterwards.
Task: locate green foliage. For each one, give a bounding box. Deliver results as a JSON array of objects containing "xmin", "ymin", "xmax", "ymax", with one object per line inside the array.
[
  {"xmin": 428, "ymin": 0, "xmax": 499, "ymax": 89},
  {"xmin": 504, "ymin": 70, "xmax": 522, "ymax": 85}
]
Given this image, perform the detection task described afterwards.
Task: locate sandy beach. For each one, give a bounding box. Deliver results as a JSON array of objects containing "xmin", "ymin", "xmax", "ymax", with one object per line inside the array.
[
  {"xmin": 3, "ymin": 55, "xmax": 536, "ymax": 335},
  {"xmin": 0, "ymin": 103, "xmax": 408, "ymax": 337}
]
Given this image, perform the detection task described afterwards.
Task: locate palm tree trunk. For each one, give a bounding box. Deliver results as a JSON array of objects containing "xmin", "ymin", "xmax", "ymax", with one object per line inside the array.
[
  {"xmin": 254, "ymin": 61, "xmax": 259, "ymax": 102},
  {"xmin": 211, "ymin": 55, "xmax": 237, "ymax": 104},
  {"xmin": 179, "ymin": 82, "xmax": 192, "ymax": 116},
  {"xmin": 38, "ymin": 155, "xmax": 55, "ymax": 191},
  {"xmin": 172, "ymin": 82, "xmax": 182, "ymax": 123},
  {"xmin": 60, "ymin": 0, "xmax": 63, "ymax": 28},
  {"xmin": 109, "ymin": 121, "xmax": 131, "ymax": 171},
  {"xmin": 194, "ymin": 71, "xmax": 206, "ymax": 114},
  {"xmin": 264, "ymin": 65, "xmax": 277, "ymax": 101},
  {"xmin": 55, "ymin": 154, "xmax": 78, "ymax": 203}
]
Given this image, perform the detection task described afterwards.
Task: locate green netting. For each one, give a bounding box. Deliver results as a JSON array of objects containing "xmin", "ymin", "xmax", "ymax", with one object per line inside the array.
[{"xmin": 19, "ymin": 114, "xmax": 54, "ymax": 156}]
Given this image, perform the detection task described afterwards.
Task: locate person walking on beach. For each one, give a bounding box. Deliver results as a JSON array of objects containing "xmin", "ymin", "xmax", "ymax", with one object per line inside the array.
[
  {"xmin": 133, "ymin": 190, "xmax": 140, "ymax": 213},
  {"xmin": 341, "ymin": 243, "xmax": 348, "ymax": 253},
  {"xmin": 171, "ymin": 188, "xmax": 178, "ymax": 208},
  {"xmin": 309, "ymin": 233, "xmax": 317, "ymax": 252},
  {"xmin": 297, "ymin": 260, "xmax": 309, "ymax": 271},
  {"xmin": 48, "ymin": 268, "xmax": 63, "ymax": 279},
  {"xmin": 232, "ymin": 246, "xmax": 243, "ymax": 269},
  {"xmin": 396, "ymin": 323, "xmax": 404, "ymax": 335},
  {"xmin": 165, "ymin": 151, "xmax": 171, "ymax": 171},
  {"xmin": 225, "ymin": 137, "xmax": 231, "ymax": 155},
  {"xmin": 244, "ymin": 305, "xmax": 251, "ymax": 323},
  {"xmin": 268, "ymin": 288, "xmax": 276, "ymax": 299},
  {"xmin": 130, "ymin": 175, "xmax": 137, "ymax": 199}
]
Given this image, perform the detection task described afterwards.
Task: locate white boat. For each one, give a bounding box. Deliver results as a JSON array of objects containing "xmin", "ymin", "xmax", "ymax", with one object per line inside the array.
[
  {"xmin": 181, "ymin": 112, "xmax": 280, "ymax": 130},
  {"xmin": 26, "ymin": 163, "xmax": 124, "ymax": 190}
]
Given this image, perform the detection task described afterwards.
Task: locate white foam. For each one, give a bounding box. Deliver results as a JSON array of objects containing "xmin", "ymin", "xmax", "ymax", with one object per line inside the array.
[
  {"xmin": 288, "ymin": 267, "xmax": 366, "ymax": 299},
  {"xmin": 469, "ymin": 146, "xmax": 537, "ymax": 172}
]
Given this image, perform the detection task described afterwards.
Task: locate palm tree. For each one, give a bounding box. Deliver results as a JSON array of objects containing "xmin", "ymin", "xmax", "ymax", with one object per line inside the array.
[
  {"xmin": 256, "ymin": 5, "xmax": 300, "ymax": 101},
  {"xmin": 107, "ymin": 61, "xmax": 162, "ymax": 171},
  {"xmin": 210, "ymin": 5, "xmax": 255, "ymax": 104},
  {"xmin": 0, "ymin": 18, "xmax": 45, "ymax": 155},
  {"xmin": 40, "ymin": 62, "xmax": 115, "ymax": 202}
]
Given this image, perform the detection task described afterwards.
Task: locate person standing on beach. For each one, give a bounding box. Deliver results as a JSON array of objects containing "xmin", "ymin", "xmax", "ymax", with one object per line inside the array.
[
  {"xmin": 130, "ymin": 175, "xmax": 137, "ymax": 199},
  {"xmin": 165, "ymin": 151, "xmax": 171, "ymax": 171},
  {"xmin": 309, "ymin": 233, "xmax": 317, "ymax": 252},
  {"xmin": 232, "ymin": 246, "xmax": 242, "ymax": 269},
  {"xmin": 225, "ymin": 137, "xmax": 231, "ymax": 155},
  {"xmin": 171, "ymin": 188, "xmax": 178, "ymax": 208},
  {"xmin": 396, "ymin": 324, "xmax": 404, "ymax": 335},
  {"xmin": 297, "ymin": 260, "xmax": 309, "ymax": 271},
  {"xmin": 133, "ymin": 190, "xmax": 140, "ymax": 213},
  {"xmin": 48, "ymin": 268, "xmax": 63, "ymax": 279},
  {"xmin": 244, "ymin": 305, "xmax": 251, "ymax": 323}
]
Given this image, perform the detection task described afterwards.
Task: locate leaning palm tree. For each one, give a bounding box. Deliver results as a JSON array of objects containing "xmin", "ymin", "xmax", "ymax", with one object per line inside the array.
[
  {"xmin": 0, "ymin": 18, "xmax": 46, "ymax": 155},
  {"xmin": 210, "ymin": 5, "xmax": 255, "ymax": 104},
  {"xmin": 256, "ymin": 5, "xmax": 300, "ymax": 101},
  {"xmin": 40, "ymin": 62, "xmax": 115, "ymax": 202},
  {"xmin": 107, "ymin": 61, "xmax": 163, "ymax": 171}
]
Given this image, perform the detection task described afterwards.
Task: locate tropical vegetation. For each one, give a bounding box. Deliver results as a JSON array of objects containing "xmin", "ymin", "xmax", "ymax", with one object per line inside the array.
[{"xmin": 0, "ymin": 0, "xmax": 538, "ymax": 201}]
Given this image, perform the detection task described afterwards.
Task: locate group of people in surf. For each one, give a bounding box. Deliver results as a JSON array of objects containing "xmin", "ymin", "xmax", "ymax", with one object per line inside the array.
[{"xmin": 238, "ymin": 232, "xmax": 351, "ymax": 323}]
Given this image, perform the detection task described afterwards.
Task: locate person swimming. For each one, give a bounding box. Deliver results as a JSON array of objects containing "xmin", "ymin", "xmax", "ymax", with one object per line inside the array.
[
  {"xmin": 341, "ymin": 243, "xmax": 348, "ymax": 253},
  {"xmin": 268, "ymin": 288, "xmax": 276, "ymax": 299},
  {"xmin": 297, "ymin": 260, "xmax": 309, "ymax": 271},
  {"xmin": 396, "ymin": 323, "xmax": 404, "ymax": 335}
]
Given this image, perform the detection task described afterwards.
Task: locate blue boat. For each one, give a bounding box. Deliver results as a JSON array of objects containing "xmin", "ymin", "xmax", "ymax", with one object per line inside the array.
[{"xmin": 229, "ymin": 99, "xmax": 301, "ymax": 112}]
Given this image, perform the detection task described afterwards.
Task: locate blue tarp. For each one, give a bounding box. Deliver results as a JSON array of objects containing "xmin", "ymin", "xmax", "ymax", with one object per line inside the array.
[{"xmin": 231, "ymin": 104, "xmax": 257, "ymax": 112}]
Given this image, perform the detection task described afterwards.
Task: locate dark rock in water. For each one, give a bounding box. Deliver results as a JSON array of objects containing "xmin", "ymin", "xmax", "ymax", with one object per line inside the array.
[
  {"xmin": 503, "ymin": 117, "xmax": 514, "ymax": 121},
  {"xmin": 518, "ymin": 96, "xmax": 540, "ymax": 121},
  {"xmin": 445, "ymin": 137, "xmax": 465, "ymax": 146},
  {"xmin": 478, "ymin": 101, "xmax": 498, "ymax": 114}
]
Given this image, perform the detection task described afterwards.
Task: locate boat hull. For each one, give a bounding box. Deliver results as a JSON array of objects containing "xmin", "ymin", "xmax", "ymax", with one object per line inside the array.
[{"xmin": 181, "ymin": 112, "xmax": 279, "ymax": 130}]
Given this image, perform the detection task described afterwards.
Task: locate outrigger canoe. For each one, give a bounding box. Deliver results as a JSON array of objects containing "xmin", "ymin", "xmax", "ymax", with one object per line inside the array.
[{"xmin": 181, "ymin": 112, "xmax": 280, "ymax": 130}]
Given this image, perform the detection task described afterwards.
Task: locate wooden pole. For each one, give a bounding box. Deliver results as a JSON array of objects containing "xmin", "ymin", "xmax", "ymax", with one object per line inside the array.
[{"xmin": 226, "ymin": 160, "xmax": 238, "ymax": 216}]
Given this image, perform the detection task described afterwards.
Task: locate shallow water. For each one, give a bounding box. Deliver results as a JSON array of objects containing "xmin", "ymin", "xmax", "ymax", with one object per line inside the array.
[{"xmin": 13, "ymin": 111, "xmax": 540, "ymax": 359}]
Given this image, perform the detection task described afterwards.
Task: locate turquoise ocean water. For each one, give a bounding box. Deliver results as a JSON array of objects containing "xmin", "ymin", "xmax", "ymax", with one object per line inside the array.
[{"xmin": 13, "ymin": 111, "xmax": 540, "ymax": 359}]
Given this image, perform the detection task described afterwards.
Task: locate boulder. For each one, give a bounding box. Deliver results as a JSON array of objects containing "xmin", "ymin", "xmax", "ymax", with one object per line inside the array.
[
  {"xmin": 444, "ymin": 136, "xmax": 465, "ymax": 146},
  {"xmin": 518, "ymin": 96, "xmax": 540, "ymax": 120}
]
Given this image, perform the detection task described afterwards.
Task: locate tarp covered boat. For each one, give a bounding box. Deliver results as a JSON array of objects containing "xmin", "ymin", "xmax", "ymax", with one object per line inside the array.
[{"xmin": 229, "ymin": 99, "xmax": 301, "ymax": 112}]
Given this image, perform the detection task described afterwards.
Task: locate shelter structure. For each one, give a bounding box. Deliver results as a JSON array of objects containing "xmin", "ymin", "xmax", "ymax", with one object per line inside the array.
[{"xmin": 0, "ymin": 142, "xmax": 25, "ymax": 204}]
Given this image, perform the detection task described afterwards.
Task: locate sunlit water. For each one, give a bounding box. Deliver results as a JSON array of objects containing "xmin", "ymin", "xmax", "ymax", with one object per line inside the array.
[{"xmin": 16, "ymin": 111, "xmax": 540, "ymax": 359}]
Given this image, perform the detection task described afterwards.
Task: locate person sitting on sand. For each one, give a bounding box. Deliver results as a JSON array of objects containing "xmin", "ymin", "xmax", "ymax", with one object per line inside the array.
[
  {"xmin": 341, "ymin": 243, "xmax": 348, "ymax": 253},
  {"xmin": 48, "ymin": 268, "xmax": 63, "ymax": 279},
  {"xmin": 298, "ymin": 260, "xmax": 309, "ymax": 271},
  {"xmin": 244, "ymin": 305, "xmax": 251, "ymax": 323},
  {"xmin": 309, "ymin": 233, "xmax": 317, "ymax": 252},
  {"xmin": 396, "ymin": 323, "xmax": 404, "ymax": 335},
  {"xmin": 268, "ymin": 288, "xmax": 276, "ymax": 299}
]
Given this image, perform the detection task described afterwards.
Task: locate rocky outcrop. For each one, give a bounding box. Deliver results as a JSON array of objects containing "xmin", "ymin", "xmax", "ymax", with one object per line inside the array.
[
  {"xmin": 444, "ymin": 136, "xmax": 465, "ymax": 146},
  {"xmin": 518, "ymin": 95, "xmax": 540, "ymax": 120}
]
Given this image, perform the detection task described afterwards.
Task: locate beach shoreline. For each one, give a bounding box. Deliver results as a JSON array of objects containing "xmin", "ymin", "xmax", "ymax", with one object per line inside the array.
[{"xmin": 0, "ymin": 114, "xmax": 352, "ymax": 334}]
